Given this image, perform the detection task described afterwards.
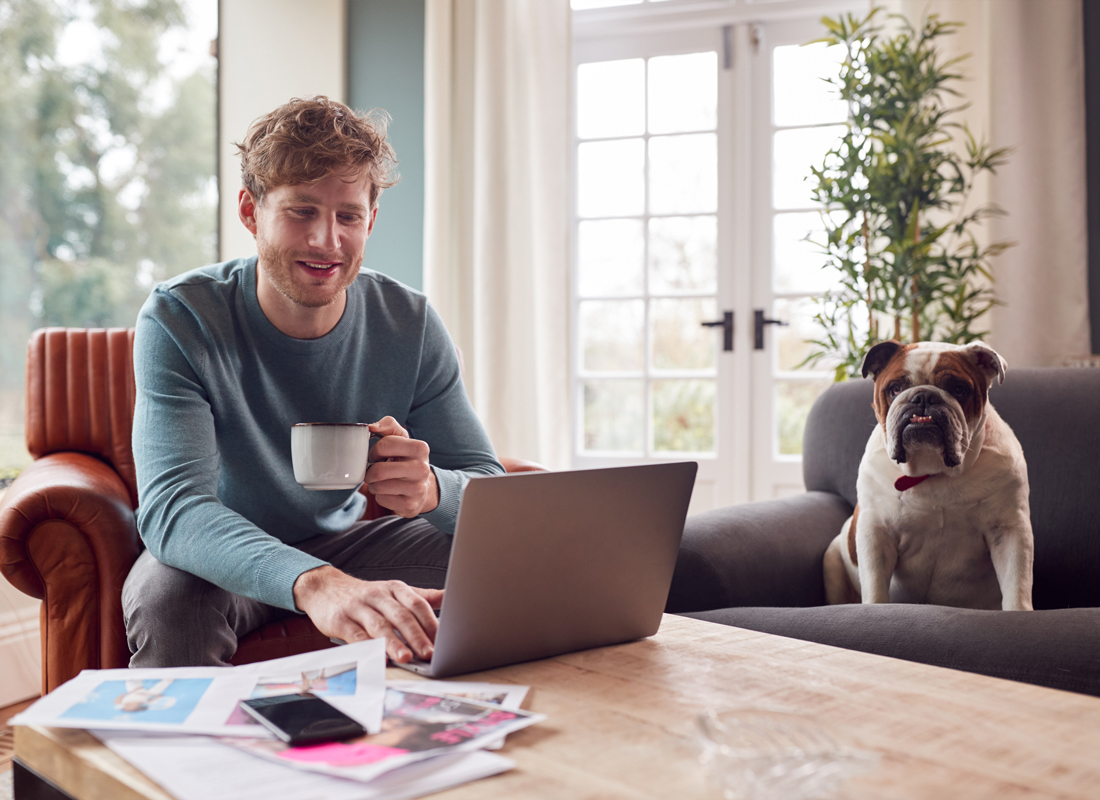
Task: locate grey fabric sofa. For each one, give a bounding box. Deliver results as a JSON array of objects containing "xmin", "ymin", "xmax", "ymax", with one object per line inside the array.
[{"xmin": 666, "ymin": 368, "xmax": 1100, "ymax": 697}]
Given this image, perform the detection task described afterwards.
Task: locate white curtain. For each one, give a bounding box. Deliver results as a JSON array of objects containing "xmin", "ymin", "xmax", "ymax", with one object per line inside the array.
[
  {"xmin": 423, "ymin": 0, "xmax": 572, "ymax": 469},
  {"xmin": 894, "ymin": 0, "xmax": 1091, "ymax": 365}
]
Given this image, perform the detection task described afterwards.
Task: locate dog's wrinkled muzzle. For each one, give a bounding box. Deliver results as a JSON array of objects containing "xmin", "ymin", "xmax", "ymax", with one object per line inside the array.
[{"xmin": 889, "ymin": 391, "xmax": 962, "ymax": 467}]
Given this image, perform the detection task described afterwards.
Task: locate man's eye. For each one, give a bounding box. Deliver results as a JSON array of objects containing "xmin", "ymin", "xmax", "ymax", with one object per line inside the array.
[{"xmin": 339, "ymin": 214, "xmax": 361, "ymax": 223}]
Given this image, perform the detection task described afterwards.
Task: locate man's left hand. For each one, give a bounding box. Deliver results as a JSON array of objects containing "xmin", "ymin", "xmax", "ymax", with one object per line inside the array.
[{"xmin": 365, "ymin": 416, "xmax": 439, "ymax": 517}]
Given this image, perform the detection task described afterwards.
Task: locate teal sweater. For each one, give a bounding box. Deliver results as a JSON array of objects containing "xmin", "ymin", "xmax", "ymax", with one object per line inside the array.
[{"xmin": 132, "ymin": 257, "xmax": 503, "ymax": 611}]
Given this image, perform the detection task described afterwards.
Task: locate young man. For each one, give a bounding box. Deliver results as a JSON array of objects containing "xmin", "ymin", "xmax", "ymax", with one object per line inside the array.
[{"xmin": 123, "ymin": 97, "xmax": 503, "ymax": 668}]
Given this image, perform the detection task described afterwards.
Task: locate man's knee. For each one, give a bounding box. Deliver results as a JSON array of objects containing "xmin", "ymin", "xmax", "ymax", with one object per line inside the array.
[{"xmin": 123, "ymin": 550, "xmax": 236, "ymax": 667}]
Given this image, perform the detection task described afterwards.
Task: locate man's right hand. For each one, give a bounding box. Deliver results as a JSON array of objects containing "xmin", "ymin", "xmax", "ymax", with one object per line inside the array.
[{"xmin": 292, "ymin": 565, "xmax": 443, "ymax": 663}]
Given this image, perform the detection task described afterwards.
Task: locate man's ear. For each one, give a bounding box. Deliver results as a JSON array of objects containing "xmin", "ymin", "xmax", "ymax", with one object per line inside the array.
[
  {"xmin": 238, "ymin": 188, "xmax": 260, "ymax": 236},
  {"xmin": 366, "ymin": 205, "xmax": 378, "ymax": 238}
]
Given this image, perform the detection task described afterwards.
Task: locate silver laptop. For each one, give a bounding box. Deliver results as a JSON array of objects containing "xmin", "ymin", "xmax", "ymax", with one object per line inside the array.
[{"xmin": 397, "ymin": 461, "xmax": 697, "ymax": 678}]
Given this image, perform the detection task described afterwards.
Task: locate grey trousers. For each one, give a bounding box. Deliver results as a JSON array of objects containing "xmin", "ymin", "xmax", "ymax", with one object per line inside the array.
[{"xmin": 122, "ymin": 516, "xmax": 452, "ymax": 668}]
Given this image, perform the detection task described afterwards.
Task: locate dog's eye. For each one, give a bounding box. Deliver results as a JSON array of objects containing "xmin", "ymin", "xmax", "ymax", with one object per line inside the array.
[
  {"xmin": 887, "ymin": 382, "xmax": 905, "ymax": 400},
  {"xmin": 945, "ymin": 379, "xmax": 970, "ymax": 398}
]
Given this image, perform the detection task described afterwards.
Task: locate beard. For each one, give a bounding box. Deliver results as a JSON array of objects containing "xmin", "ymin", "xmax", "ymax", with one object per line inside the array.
[{"xmin": 255, "ymin": 229, "xmax": 360, "ymax": 309}]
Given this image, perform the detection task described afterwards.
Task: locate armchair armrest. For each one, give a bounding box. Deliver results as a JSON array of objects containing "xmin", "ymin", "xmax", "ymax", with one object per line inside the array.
[
  {"xmin": 0, "ymin": 453, "xmax": 140, "ymax": 690},
  {"xmin": 665, "ymin": 491, "xmax": 853, "ymax": 613},
  {"xmin": 499, "ymin": 456, "xmax": 548, "ymax": 474}
]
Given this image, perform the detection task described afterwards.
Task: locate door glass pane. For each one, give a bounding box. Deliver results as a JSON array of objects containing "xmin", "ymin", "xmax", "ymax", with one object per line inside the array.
[
  {"xmin": 648, "ymin": 51, "xmax": 717, "ymax": 134},
  {"xmin": 772, "ymin": 297, "xmax": 843, "ymax": 373},
  {"xmin": 775, "ymin": 379, "xmax": 831, "ymax": 455},
  {"xmin": 772, "ymin": 211, "xmax": 843, "ymax": 293},
  {"xmin": 649, "ymin": 133, "xmax": 717, "ymax": 214},
  {"xmin": 649, "ymin": 215, "xmax": 717, "ymax": 294},
  {"xmin": 772, "ymin": 125, "xmax": 845, "ymax": 210},
  {"xmin": 580, "ymin": 299, "xmax": 645, "ymax": 371},
  {"xmin": 653, "ymin": 379, "xmax": 715, "ymax": 453},
  {"xmin": 773, "ymin": 42, "xmax": 846, "ymax": 128},
  {"xmin": 578, "ymin": 139, "xmax": 645, "ymax": 217},
  {"xmin": 577, "ymin": 59, "xmax": 645, "ymax": 139},
  {"xmin": 579, "ymin": 219, "xmax": 645, "ymax": 297},
  {"xmin": 651, "ymin": 298, "xmax": 717, "ymax": 370},
  {"xmin": 584, "ymin": 379, "xmax": 644, "ymax": 451}
]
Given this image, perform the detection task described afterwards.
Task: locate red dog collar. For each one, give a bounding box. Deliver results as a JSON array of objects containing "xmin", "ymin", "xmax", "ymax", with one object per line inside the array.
[{"xmin": 895, "ymin": 474, "xmax": 932, "ymax": 492}]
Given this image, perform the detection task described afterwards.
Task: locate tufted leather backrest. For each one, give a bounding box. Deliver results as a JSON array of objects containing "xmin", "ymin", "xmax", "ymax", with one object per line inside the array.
[
  {"xmin": 25, "ymin": 328, "xmax": 139, "ymax": 508},
  {"xmin": 23, "ymin": 327, "xmax": 392, "ymax": 520}
]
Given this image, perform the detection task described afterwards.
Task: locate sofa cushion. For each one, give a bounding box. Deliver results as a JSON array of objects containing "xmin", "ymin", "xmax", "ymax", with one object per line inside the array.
[{"xmin": 685, "ymin": 605, "xmax": 1100, "ymax": 697}]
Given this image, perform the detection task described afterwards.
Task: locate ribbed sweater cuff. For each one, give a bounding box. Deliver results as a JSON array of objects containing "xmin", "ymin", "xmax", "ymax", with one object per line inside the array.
[
  {"xmin": 256, "ymin": 548, "xmax": 330, "ymax": 612},
  {"xmin": 420, "ymin": 467, "xmax": 465, "ymax": 535}
]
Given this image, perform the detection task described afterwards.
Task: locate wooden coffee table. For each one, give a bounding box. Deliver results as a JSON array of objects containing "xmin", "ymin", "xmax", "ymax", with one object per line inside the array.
[{"xmin": 14, "ymin": 614, "xmax": 1100, "ymax": 799}]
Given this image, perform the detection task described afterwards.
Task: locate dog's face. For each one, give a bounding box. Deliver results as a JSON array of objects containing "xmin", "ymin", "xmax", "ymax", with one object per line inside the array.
[{"xmin": 862, "ymin": 341, "xmax": 1006, "ymax": 471}]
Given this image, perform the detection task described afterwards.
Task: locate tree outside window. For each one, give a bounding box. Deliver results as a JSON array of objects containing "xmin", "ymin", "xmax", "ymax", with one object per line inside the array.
[{"xmin": 0, "ymin": 0, "xmax": 217, "ymax": 479}]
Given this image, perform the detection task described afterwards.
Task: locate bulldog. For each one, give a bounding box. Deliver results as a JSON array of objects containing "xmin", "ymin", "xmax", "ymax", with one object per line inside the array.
[{"xmin": 823, "ymin": 341, "xmax": 1034, "ymax": 610}]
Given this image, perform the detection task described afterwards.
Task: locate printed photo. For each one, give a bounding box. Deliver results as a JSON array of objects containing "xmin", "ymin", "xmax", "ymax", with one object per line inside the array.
[
  {"xmin": 429, "ymin": 689, "xmax": 510, "ymax": 706},
  {"xmin": 59, "ymin": 678, "xmax": 212, "ymax": 725},
  {"xmin": 226, "ymin": 662, "xmax": 357, "ymax": 725}
]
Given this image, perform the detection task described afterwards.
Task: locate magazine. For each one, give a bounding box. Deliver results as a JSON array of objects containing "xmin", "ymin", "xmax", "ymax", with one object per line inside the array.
[
  {"xmin": 226, "ymin": 687, "xmax": 545, "ymax": 783},
  {"xmin": 385, "ymin": 680, "xmax": 529, "ymax": 749},
  {"xmin": 11, "ymin": 639, "xmax": 387, "ymax": 736},
  {"xmin": 97, "ymin": 730, "xmax": 514, "ymax": 800}
]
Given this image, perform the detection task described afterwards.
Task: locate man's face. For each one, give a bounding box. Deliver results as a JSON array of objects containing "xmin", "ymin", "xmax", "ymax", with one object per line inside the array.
[{"xmin": 241, "ymin": 170, "xmax": 377, "ymax": 313}]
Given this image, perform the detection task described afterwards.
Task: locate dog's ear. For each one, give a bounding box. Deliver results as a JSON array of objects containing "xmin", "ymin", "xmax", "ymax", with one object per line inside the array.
[
  {"xmin": 963, "ymin": 341, "xmax": 1007, "ymax": 385},
  {"xmin": 861, "ymin": 341, "xmax": 903, "ymax": 379}
]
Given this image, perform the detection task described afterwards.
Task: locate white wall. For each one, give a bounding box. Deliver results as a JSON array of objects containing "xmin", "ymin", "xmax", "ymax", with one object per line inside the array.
[
  {"xmin": 0, "ymin": 492, "xmax": 41, "ymax": 704},
  {"xmin": 218, "ymin": 0, "xmax": 347, "ymax": 262}
]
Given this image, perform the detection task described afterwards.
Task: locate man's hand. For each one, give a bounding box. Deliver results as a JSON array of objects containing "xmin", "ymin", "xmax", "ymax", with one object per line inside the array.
[
  {"xmin": 293, "ymin": 565, "xmax": 443, "ymax": 663},
  {"xmin": 366, "ymin": 416, "xmax": 439, "ymax": 517}
]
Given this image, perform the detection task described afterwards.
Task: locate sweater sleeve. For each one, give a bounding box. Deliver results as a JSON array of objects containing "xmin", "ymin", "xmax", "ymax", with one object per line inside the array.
[
  {"xmin": 132, "ymin": 294, "xmax": 326, "ymax": 611},
  {"xmin": 411, "ymin": 303, "xmax": 505, "ymax": 534}
]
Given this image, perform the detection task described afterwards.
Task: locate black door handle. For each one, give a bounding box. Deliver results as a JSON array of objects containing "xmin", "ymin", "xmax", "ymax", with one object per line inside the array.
[
  {"xmin": 700, "ymin": 311, "xmax": 734, "ymax": 352},
  {"xmin": 754, "ymin": 309, "xmax": 788, "ymax": 350}
]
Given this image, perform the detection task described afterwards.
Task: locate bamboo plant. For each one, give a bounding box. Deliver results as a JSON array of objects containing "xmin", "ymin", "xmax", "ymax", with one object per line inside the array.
[{"xmin": 803, "ymin": 8, "xmax": 1013, "ymax": 380}]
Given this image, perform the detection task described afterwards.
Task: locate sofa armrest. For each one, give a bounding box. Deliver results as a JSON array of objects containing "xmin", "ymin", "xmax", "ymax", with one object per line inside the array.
[
  {"xmin": 0, "ymin": 453, "xmax": 141, "ymax": 690},
  {"xmin": 665, "ymin": 491, "xmax": 853, "ymax": 613}
]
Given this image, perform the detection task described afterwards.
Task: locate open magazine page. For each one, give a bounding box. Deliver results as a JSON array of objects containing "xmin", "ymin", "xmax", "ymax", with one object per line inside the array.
[
  {"xmin": 96, "ymin": 730, "xmax": 514, "ymax": 800},
  {"xmin": 385, "ymin": 680, "xmax": 529, "ymax": 750},
  {"xmin": 226, "ymin": 688, "xmax": 545, "ymax": 783},
  {"xmin": 11, "ymin": 639, "xmax": 387, "ymax": 736},
  {"xmin": 385, "ymin": 680, "xmax": 528, "ymax": 710},
  {"xmin": 221, "ymin": 641, "xmax": 387, "ymax": 733}
]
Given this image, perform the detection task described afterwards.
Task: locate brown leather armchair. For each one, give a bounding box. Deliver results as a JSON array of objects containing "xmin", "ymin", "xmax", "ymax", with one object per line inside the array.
[{"xmin": 0, "ymin": 328, "xmax": 545, "ymax": 693}]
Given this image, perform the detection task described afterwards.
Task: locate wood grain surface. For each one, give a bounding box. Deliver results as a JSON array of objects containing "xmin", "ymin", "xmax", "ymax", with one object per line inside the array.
[{"xmin": 15, "ymin": 614, "xmax": 1100, "ymax": 799}]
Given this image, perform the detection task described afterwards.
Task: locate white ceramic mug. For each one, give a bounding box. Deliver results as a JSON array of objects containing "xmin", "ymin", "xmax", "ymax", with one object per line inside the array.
[{"xmin": 291, "ymin": 423, "xmax": 372, "ymax": 490}]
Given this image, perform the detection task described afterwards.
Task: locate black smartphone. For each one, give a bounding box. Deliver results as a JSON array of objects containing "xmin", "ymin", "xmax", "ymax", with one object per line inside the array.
[{"xmin": 240, "ymin": 692, "xmax": 366, "ymax": 746}]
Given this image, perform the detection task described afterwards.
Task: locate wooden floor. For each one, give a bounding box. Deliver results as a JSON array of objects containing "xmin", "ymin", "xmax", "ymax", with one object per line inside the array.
[{"xmin": 0, "ymin": 698, "xmax": 37, "ymax": 772}]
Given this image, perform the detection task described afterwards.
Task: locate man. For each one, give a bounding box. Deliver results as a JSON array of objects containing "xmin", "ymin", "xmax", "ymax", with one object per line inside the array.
[{"xmin": 123, "ymin": 96, "xmax": 503, "ymax": 668}]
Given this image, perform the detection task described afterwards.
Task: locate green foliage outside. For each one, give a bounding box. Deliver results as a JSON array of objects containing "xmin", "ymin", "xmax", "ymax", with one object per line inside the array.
[
  {"xmin": 803, "ymin": 8, "xmax": 1013, "ymax": 380},
  {"xmin": 0, "ymin": 0, "xmax": 216, "ymax": 468}
]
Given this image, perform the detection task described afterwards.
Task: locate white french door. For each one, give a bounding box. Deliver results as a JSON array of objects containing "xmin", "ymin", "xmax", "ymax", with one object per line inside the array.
[
  {"xmin": 749, "ymin": 16, "xmax": 853, "ymax": 499},
  {"xmin": 571, "ymin": 2, "xmax": 867, "ymax": 512}
]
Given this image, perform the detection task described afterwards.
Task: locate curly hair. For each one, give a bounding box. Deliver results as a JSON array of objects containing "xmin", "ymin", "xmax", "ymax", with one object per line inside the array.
[{"xmin": 234, "ymin": 96, "xmax": 399, "ymax": 209}]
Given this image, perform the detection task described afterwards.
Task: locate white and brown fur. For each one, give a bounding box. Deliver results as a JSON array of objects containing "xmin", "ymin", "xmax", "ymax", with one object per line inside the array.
[{"xmin": 823, "ymin": 341, "xmax": 1034, "ymax": 610}]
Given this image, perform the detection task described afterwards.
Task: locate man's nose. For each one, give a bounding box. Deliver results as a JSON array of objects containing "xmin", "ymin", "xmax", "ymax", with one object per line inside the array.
[{"xmin": 307, "ymin": 214, "xmax": 340, "ymax": 250}]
